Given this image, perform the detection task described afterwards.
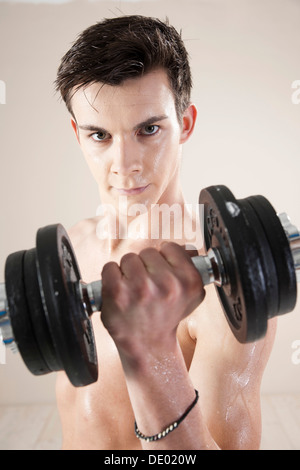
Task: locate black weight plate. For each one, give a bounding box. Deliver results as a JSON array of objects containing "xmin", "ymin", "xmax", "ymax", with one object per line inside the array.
[
  {"xmin": 23, "ymin": 248, "xmax": 61, "ymax": 372},
  {"xmin": 237, "ymin": 199, "xmax": 279, "ymax": 319},
  {"xmin": 36, "ymin": 224, "xmax": 98, "ymax": 387},
  {"xmin": 247, "ymin": 195, "xmax": 297, "ymax": 315},
  {"xmin": 199, "ymin": 185, "xmax": 268, "ymax": 343},
  {"xmin": 5, "ymin": 250, "xmax": 50, "ymax": 375}
]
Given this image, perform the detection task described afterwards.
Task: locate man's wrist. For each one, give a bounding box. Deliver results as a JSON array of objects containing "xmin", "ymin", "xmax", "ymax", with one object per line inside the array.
[{"xmin": 117, "ymin": 335, "xmax": 181, "ymax": 378}]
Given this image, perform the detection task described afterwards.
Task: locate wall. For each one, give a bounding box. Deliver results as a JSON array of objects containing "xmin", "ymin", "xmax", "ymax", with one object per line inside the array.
[{"xmin": 0, "ymin": 0, "xmax": 300, "ymax": 404}]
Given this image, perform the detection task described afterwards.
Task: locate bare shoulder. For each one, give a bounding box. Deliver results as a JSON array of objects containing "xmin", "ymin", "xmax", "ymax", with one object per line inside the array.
[
  {"xmin": 68, "ymin": 217, "xmax": 99, "ymax": 248},
  {"xmin": 187, "ymin": 285, "xmax": 277, "ymax": 449},
  {"xmin": 66, "ymin": 216, "xmax": 107, "ymax": 282}
]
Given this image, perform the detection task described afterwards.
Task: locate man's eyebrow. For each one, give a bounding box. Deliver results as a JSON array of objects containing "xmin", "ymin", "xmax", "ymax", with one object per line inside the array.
[
  {"xmin": 77, "ymin": 115, "xmax": 169, "ymax": 133},
  {"xmin": 78, "ymin": 124, "xmax": 108, "ymax": 133},
  {"xmin": 133, "ymin": 114, "xmax": 169, "ymax": 131}
]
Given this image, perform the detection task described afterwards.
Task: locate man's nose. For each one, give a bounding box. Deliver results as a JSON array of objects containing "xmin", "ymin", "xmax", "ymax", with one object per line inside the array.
[{"xmin": 110, "ymin": 137, "xmax": 142, "ymax": 176}]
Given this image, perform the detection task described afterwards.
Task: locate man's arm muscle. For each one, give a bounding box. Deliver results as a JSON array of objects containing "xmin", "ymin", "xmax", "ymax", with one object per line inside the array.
[{"xmin": 188, "ymin": 289, "xmax": 277, "ymax": 450}]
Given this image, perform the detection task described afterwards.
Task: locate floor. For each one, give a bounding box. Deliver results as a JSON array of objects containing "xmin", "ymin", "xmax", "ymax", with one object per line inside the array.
[{"xmin": 0, "ymin": 394, "xmax": 299, "ymax": 450}]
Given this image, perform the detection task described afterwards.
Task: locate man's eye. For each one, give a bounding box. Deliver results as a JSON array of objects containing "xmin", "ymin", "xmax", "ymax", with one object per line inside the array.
[
  {"xmin": 139, "ymin": 125, "xmax": 160, "ymax": 136},
  {"xmin": 91, "ymin": 131, "xmax": 110, "ymax": 142}
]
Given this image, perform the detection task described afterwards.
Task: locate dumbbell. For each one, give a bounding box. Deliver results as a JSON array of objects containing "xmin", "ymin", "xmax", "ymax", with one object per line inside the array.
[{"xmin": 0, "ymin": 185, "xmax": 300, "ymax": 387}]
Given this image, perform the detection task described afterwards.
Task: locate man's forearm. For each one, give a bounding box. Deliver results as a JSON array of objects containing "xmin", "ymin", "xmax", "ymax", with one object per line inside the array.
[
  {"xmin": 119, "ymin": 341, "xmax": 219, "ymax": 450},
  {"xmin": 100, "ymin": 244, "xmax": 215, "ymax": 449}
]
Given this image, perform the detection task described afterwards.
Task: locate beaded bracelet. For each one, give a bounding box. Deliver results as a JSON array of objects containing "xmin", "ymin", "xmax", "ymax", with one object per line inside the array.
[{"xmin": 134, "ymin": 389, "xmax": 199, "ymax": 442}]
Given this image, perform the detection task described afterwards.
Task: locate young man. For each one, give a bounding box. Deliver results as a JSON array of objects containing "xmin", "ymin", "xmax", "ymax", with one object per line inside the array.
[{"xmin": 55, "ymin": 15, "xmax": 276, "ymax": 450}]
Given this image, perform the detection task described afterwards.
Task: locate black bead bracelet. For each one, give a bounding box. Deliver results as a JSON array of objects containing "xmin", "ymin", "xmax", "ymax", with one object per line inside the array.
[{"xmin": 134, "ymin": 389, "xmax": 199, "ymax": 442}]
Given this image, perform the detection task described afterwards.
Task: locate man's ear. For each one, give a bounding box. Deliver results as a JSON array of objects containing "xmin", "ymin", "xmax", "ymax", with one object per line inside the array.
[
  {"xmin": 71, "ymin": 118, "xmax": 80, "ymax": 144},
  {"xmin": 179, "ymin": 103, "xmax": 197, "ymax": 144}
]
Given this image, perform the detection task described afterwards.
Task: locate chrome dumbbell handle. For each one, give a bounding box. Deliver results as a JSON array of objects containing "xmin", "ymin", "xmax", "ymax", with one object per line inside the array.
[
  {"xmin": 279, "ymin": 213, "xmax": 300, "ymax": 283},
  {"xmin": 0, "ymin": 283, "xmax": 16, "ymax": 352},
  {"xmin": 79, "ymin": 279, "xmax": 103, "ymax": 315}
]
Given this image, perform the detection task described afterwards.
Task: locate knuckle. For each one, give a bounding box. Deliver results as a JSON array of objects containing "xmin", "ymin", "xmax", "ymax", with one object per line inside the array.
[
  {"xmin": 101, "ymin": 262, "xmax": 118, "ymax": 288},
  {"xmin": 161, "ymin": 241, "xmax": 186, "ymax": 255},
  {"xmin": 161, "ymin": 241, "xmax": 177, "ymax": 250},
  {"xmin": 120, "ymin": 252, "xmax": 137, "ymax": 265},
  {"xmin": 159, "ymin": 241, "xmax": 177, "ymax": 257},
  {"xmin": 139, "ymin": 247, "xmax": 159, "ymax": 259},
  {"xmin": 102, "ymin": 260, "xmax": 118, "ymax": 273}
]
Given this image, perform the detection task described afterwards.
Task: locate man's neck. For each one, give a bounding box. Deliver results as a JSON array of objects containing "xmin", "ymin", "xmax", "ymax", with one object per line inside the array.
[{"xmin": 98, "ymin": 182, "xmax": 188, "ymax": 254}]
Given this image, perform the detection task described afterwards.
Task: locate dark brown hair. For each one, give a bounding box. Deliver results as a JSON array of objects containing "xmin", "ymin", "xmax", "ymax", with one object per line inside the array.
[{"xmin": 55, "ymin": 15, "xmax": 192, "ymax": 120}]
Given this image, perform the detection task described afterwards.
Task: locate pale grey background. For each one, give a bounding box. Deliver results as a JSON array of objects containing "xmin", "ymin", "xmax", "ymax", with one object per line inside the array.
[{"xmin": 0, "ymin": 0, "xmax": 300, "ymax": 405}]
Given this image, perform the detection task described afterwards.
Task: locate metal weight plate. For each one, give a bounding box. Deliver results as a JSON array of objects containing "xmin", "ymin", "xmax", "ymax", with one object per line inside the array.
[
  {"xmin": 36, "ymin": 224, "xmax": 98, "ymax": 387},
  {"xmin": 247, "ymin": 195, "xmax": 297, "ymax": 316},
  {"xmin": 5, "ymin": 250, "xmax": 50, "ymax": 375},
  {"xmin": 23, "ymin": 248, "xmax": 61, "ymax": 373},
  {"xmin": 199, "ymin": 185, "xmax": 269, "ymax": 343}
]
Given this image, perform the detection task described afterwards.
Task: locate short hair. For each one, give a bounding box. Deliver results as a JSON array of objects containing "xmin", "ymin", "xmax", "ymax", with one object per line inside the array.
[{"xmin": 55, "ymin": 15, "xmax": 192, "ymax": 120}]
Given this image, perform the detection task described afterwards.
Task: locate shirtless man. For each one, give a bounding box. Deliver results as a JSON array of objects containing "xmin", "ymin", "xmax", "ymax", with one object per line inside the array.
[{"xmin": 54, "ymin": 15, "xmax": 276, "ymax": 450}]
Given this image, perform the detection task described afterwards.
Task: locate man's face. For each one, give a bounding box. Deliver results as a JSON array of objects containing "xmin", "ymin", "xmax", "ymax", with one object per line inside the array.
[{"xmin": 71, "ymin": 69, "xmax": 195, "ymax": 213}]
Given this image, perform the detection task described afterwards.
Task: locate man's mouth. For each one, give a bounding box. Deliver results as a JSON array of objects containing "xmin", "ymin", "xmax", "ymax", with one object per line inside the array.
[{"xmin": 114, "ymin": 185, "xmax": 150, "ymax": 196}]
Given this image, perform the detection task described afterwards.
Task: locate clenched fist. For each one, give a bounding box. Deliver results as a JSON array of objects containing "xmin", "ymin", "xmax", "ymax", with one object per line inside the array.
[{"xmin": 100, "ymin": 242, "xmax": 205, "ymax": 363}]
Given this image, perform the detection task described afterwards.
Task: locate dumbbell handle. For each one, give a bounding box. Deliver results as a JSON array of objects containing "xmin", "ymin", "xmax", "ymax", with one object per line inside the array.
[
  {"xmin": 79, "ymin": 248, "xmax": 225, "ymax": 315},
  {"xmin": 0, "ymin": 283, "xmax": 15, "ymax": 350}
]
